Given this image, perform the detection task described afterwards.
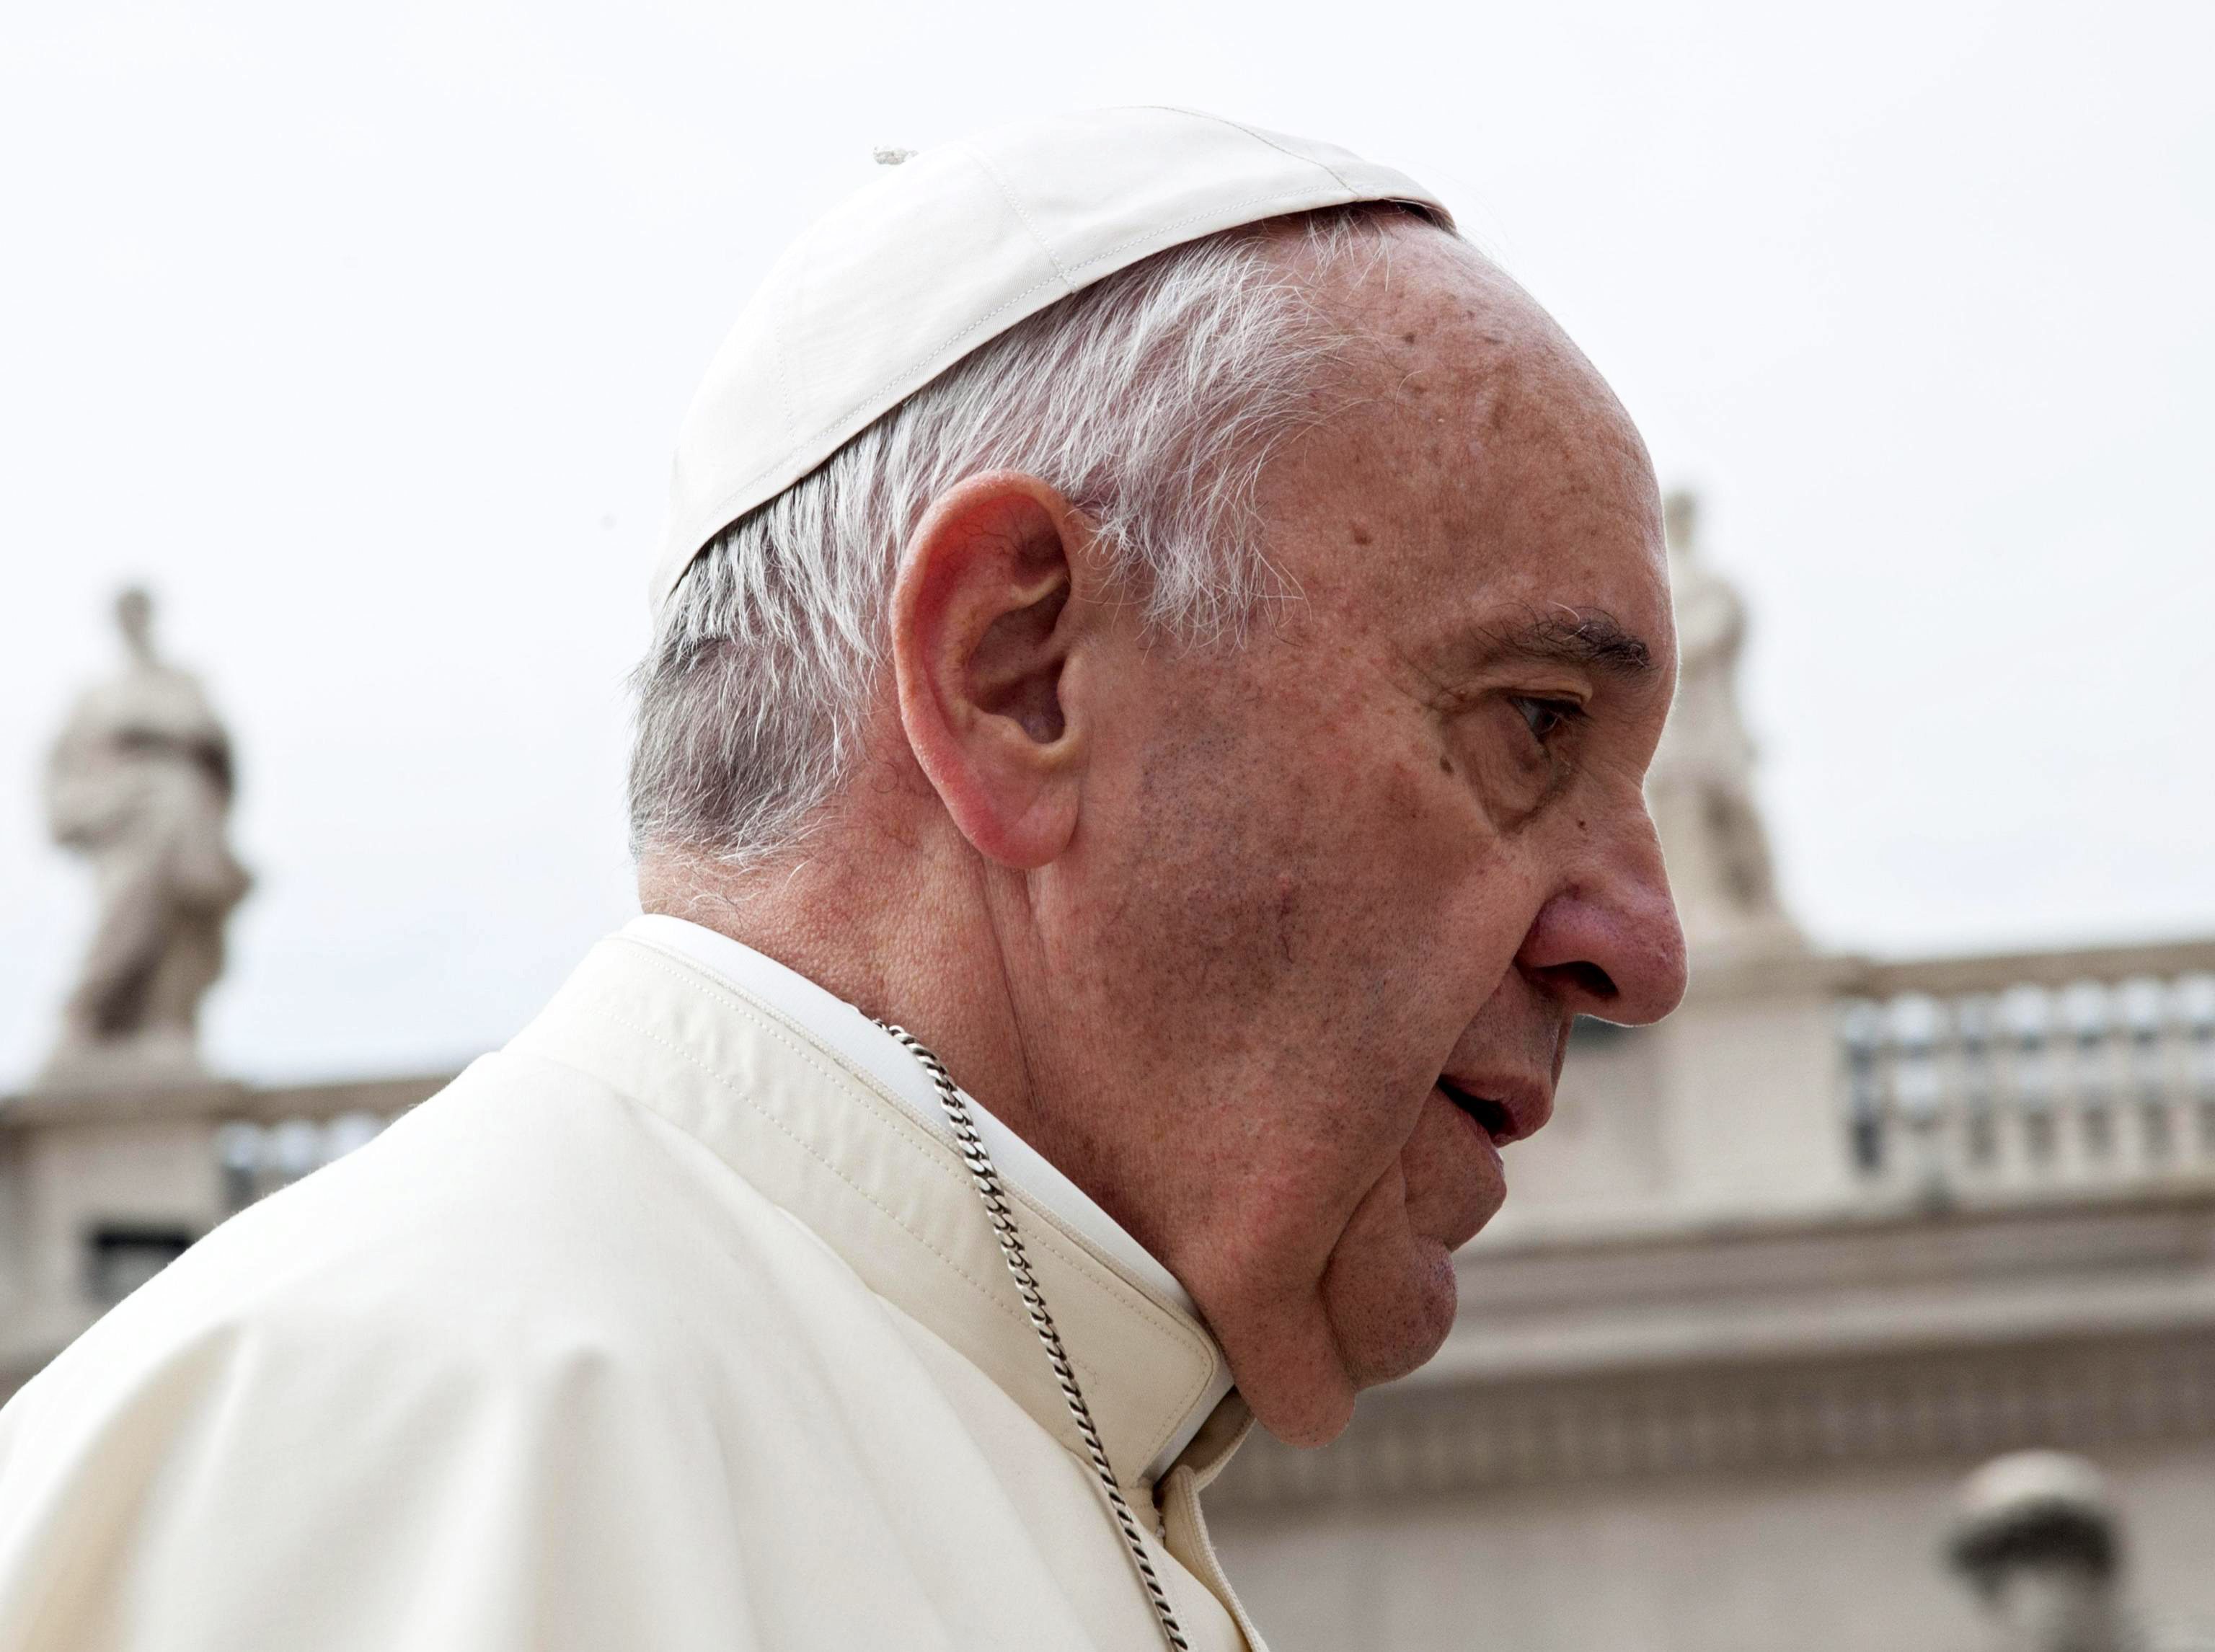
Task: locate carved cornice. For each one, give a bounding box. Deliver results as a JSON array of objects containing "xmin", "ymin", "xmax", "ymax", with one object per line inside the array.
[
  {"xmin": 1847, "ymin": 936, "xmax": 2215, "ymax": 999},
  {"xmin": 1, "ymin": 1073, "xmax": 452, "ymax": 1127},
  {"xmin": 1210, "ymin": 1328, "xmax": 2215, "ymax": 1510}
]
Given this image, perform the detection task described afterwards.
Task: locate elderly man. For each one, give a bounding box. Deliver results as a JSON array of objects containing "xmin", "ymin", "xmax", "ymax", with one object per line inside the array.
[{"xmin": 0, "ymin": 108, "xmax": 1684, "ymax": 1651}]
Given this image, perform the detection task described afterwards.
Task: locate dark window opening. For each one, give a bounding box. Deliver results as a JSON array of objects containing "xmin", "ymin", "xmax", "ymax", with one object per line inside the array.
[{"xmin": 86, "ymin": 1223, "xmax": 195, "ymax": 1306}]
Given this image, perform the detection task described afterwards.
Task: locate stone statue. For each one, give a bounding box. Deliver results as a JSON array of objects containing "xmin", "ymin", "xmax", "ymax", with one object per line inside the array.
[
  {"xmin": 1945, "ymin": 1451, "xmax": 2213, "ymax": 1652},
  {"xmin": 38, "ymin": 589, "xmax": 252, "ymax": 1089},
  {"xmin": 1646, "ymin": 489, "xmax": 1800, "ymax": 959}
]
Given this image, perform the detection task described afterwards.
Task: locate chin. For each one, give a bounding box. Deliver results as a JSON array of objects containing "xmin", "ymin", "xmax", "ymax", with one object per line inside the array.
[
  {"xmin": 1237, "ymin": 1247, "xmax": 1462, "ymax": 1449},
  {"xmin": 1341, "ymin": 1240, "xmax": 1461, "ymax": 1390}
]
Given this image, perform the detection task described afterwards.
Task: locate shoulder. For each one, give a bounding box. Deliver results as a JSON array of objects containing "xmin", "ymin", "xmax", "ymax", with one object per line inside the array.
[
  {"xmin": 0, "ymin": 1048, "xmax": 878, "ymax": 1643},
  {"xmin": 0, "ymin": 1058, "xmax": 787, "ymax": 1650},
  {"xmin": 1, "ymin": 1047, "xmax": 838, "ymax": 1456}
]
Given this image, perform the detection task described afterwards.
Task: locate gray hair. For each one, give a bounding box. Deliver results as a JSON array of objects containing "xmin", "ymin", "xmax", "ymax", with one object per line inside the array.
[{"xmin": 629, "ymin": 203, "xmax": 1441, "ymax": 867}]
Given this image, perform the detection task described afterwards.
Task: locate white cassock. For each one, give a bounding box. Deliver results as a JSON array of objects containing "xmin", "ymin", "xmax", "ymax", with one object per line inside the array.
[{"xmin": 0, "ymin": 918, "xmax": 1265, "ymax": 1651}]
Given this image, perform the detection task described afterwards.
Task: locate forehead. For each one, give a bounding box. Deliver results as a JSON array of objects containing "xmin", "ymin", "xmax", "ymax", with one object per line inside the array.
[{"xmin": 1256, "ymin": 226, "xmax": 1671, "ymax": 663}]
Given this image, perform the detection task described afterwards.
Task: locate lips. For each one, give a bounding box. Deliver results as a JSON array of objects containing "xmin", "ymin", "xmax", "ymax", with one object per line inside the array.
[{"xmin": 1435, "ymin": 1075, "xmax": 1551, "ymax": 1147}]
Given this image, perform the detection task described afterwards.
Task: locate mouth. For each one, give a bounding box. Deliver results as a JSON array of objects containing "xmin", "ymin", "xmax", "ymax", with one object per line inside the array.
[{"xmin": 1436, "ymin": 1076, "xmax": 1549, "ymax": 1147}]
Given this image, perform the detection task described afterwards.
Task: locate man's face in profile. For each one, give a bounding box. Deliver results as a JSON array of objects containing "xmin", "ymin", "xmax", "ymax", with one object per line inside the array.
[{"xmin": 1043, "ymin": 225, "xmax": 1689, "ymax": 1444}]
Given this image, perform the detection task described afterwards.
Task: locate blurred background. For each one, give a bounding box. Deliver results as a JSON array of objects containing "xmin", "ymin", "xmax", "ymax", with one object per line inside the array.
[{"xmin": 2, "ymin": 2, "xmax": 2211, "ymax": 1648}]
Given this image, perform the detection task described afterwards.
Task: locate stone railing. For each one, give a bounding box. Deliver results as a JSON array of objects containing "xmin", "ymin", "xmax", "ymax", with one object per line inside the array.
[
  {"xmin": 0, "ymin": 1072, "xmax": 450, "ymax": 1130},
  {"xmin": 1837, "ymin": 940, "xmax": 2215, "ymax": 1198},
  {"xmin": 0, "ymin": 1072, "xmax": 451, "ymax": 1355},
  {"xmin": 213, "ymin": 1110, "xmax": 393, "ymax": 1211},
  {"xmin": 3, "ymin": 1072, "xmax": 448, "ymax": 1216},
  {"xmin": 201, "ymin": 1074, "xmax": 448, "ymax": 1211}
]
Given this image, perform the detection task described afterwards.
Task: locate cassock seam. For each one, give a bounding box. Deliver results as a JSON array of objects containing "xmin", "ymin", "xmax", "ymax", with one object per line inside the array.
[
  {"xmin": 619, "ymin": 936, "xmax": 1216, "ymax": 1369},
  {"xmin": 580, "ymin": 940, "xmax": 1221, "ymax": 1475},
  {"xmin": 558, "ymin": 995, "xmax": 1203, "ymax": 1473},
  {"xmin": 498, "ymin": 1032, "xmax": 1095, "ymax": 1472},
  {"xmin": 526, "ymin": 976, "xmax": 1216, "ymax": 1472},
  {"xmin": 610, "ymin": 940, "xmax": 1223, "ymax": 1463},
  {"xmin": 1163, "ymin": 1465, "xmax": 1269, "ymax": 1651},
  {"xmin": 515, "ymin": 999, "xmax": 1045, "ymax": 1369}
]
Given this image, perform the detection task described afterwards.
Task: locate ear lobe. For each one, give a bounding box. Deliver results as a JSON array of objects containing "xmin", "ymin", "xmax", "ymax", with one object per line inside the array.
[{"xmin": 890, "ymin": 472, "xmax": 1095, "ymax": 870}]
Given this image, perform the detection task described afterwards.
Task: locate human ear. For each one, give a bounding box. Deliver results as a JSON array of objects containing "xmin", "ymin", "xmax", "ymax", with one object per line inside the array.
[{"xmin": 889, "ymin": 471, "xmax": 1095, "ymax": 870}]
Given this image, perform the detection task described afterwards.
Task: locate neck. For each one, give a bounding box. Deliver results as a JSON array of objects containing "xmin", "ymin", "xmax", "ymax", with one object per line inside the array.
[
  {"xmin": 638, "ymin": 831, "xmax": 1054, "ymax": 1157},
  {"xmin": 637, "ymin": 811, "xmax": 1203, "ymax": 1329}
]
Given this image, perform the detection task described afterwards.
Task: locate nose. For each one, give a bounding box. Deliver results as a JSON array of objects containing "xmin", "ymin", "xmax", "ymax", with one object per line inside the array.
[{"xmin": 1513, "ymin": 818, "xmax": 1687, "ymax": 1026}]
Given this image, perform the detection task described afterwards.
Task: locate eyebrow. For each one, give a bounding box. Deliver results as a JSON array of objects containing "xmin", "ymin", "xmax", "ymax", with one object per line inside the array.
[{"xmin": 1485, "ymin": 608, "xmax": 1657, "ymax": 679}]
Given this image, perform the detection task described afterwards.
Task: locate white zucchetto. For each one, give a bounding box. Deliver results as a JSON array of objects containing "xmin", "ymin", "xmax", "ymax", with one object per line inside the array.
[{"xmin": 651, "ymin": 105, "xmax": 1449, "ymax": 612}]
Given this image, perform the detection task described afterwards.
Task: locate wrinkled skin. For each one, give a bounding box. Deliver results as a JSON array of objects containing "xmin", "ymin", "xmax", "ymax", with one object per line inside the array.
[{"xmin": 642, "ymin": 220, "xmax": 1688, "ymax": 1446}]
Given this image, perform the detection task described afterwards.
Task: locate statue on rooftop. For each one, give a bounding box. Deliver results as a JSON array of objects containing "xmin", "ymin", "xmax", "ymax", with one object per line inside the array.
[
  {"xmin": 1946, "ymin": 1450, "xmax": 2214, "ymax": 1652},
  {"xmin": 1647, "ymin": 489, "xmax": 1801, "ymax": 960},
  {"xmin": 37, "ymin": 588, "xmax": 252, "ymax": 1090}
]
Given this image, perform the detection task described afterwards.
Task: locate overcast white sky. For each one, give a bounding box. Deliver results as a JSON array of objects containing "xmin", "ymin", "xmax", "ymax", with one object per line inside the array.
[{"xmin": 3, "ymin": 0, "xmax": 2209, "ymax": 1087}]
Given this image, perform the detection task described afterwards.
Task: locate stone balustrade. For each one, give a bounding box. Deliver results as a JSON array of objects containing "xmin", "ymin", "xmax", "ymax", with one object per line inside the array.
[
  {"xmin": 0, "ymin": 1073, "xmax": 448, "ymax": 1381},
  {"xmin": 213, "ymin": 1110, "xmax": 395, "ymax": 1211},
  {"xmin": 1837, "ymin": 941, "xmax": 2215, "ymax": 1199}
]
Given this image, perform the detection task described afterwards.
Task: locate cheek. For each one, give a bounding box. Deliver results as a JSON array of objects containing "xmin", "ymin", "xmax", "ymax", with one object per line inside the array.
[
  {"xmin": 1332, "ymin": 751, "xmax": 1540, "ymax": 1044},
  {"xmin": 1092, "ymin": 661, "xmax": 1526, "ymax": 1220},
  {"xmin": 1110, "ymin": 696, "xmax": 1423, "ymax": 1030}
]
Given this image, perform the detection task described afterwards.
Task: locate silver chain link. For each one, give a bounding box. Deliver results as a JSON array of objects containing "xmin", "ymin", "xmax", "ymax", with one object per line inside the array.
[{"xmin": 877, "ymin": 1022, "xmax": 1191, "ymax": 1652}]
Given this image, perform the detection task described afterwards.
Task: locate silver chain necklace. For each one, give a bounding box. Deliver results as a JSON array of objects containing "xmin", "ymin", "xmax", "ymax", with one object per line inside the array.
[{"xmin": 877, "ymin": 1022, "xmax": 1191, "ymax": 1652}]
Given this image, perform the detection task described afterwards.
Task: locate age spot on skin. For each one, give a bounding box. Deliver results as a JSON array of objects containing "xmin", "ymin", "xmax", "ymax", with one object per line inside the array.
[
  {"xmin": 1438, "ymin": 756, "xmax": 1454, "ymax": 775},
  {"xmin": 1351, "ymin": 524, "xmax": 1374, "ymax": 547}
]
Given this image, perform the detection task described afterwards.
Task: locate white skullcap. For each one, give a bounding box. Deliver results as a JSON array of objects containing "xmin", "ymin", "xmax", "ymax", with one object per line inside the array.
[{"xmin": 650, "ymin": 106, "xmax": 1449, "ymax": 612}]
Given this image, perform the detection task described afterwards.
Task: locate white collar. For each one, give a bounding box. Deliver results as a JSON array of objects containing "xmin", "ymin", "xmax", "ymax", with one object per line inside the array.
[{"xmin": 624, "ymin": 914, "xmax": 1236, "ymax": 1475}]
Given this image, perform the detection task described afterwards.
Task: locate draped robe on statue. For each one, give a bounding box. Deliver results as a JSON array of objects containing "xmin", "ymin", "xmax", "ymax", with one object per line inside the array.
[{"xmin": 0, "ymin": 919, "xmax": 1264, "ymax": 1651}]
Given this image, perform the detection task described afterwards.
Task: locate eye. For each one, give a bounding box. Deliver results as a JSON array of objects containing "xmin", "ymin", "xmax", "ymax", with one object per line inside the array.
[{"xmin": 1512, "ymin": 697, "xmax": 1582, "ymax": 746}]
